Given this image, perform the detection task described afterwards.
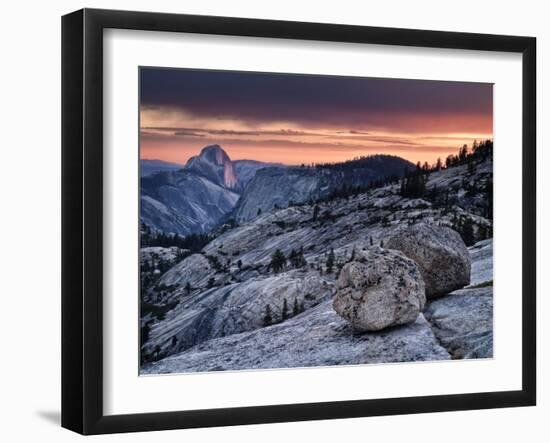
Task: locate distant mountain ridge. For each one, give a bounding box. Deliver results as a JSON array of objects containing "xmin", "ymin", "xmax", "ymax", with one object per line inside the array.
[
  {"xmin": 234, "ymin": 155, "xmax": 414, "ymax": 222},
  {"xmin": 140, "ymin": 145, "xmax": 275, "ymax": 236},
  {"xmin": 141, "ymin": 145, "xmax": 415, "ymax": 236},
  {"xmin": 140, "ymin": 159, "xmax": 184, "ymax": 177}
]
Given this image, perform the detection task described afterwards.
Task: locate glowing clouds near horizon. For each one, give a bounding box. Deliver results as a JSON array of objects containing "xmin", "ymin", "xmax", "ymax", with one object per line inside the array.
[{"xmin": 139, "ymin": 69, "xmax": 493, "ymax": 165}]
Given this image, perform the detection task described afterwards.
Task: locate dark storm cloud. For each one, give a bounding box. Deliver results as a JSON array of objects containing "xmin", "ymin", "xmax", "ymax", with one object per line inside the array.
[{"xmin": 140, "ymin": 68, "xmax": 493, "ymax": 127}]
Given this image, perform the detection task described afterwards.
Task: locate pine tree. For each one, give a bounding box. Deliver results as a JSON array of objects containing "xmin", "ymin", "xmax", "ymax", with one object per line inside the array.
[
  {"xmin": 458, "ymin": 145, "xmax": 468, "ymax": 163},
  {"xmin": 326, "ymin": 248, "xmax": 335, "ymax": 273},
  {"xmin": 422, "ymin": 161, "xmax": 430, "ymax": 173},
  {"xmin": 237, "ymin": 259, "xmax": 242, "ymax": 269},
  {"xmin": 400, "ymin": 167, "xmax": 426, "ymax": 198},
  {"xmin": 289, "ymin": 247, "xmax": 306, "ymax": 268},
  {"xmin": 270, "ymin": 249, "xmax": 286, "ymax": 273},
  {"xmin": 288, "ymin": 249, "xmax": 296, "ymax": 266},
  {"xmin": 185, "ymin": 282, "xmax": 191, "ymax": 294},
  {"xmin": 263, "ymin": 304, "xmax": 273, "ymax": 326},
  {"xmin": 312, "ymin": 204, "xmax": 320, "ymax": 221},
  {"xmin": 282, "ymin": 298, "xmax": 289, "ymax": 320},
  {"xmin": 293, "ymin": 298, "xmax": 300, "ymax": 316},
  {"xmin": 297, "ymin": 247, "xmax": 306, "ymax": 267},
  {"xmin": 461, "ymin": 217, "xmax": 475, "ymax": 246}
]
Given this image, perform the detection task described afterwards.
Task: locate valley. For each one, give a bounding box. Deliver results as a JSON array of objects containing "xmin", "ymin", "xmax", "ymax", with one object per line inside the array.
[{"xmin": 139, "ymin": 141, "xmax": 494, "ymax": 373}]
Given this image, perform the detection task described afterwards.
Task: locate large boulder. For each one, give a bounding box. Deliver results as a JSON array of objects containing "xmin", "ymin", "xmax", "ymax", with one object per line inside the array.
[
  {"xmin": 332, "ymin": 247, "xmax": 426, "ymax": 331},
  {"xmin": 386, "ymin": 223, "xmax": 470, "ymax": 298}
]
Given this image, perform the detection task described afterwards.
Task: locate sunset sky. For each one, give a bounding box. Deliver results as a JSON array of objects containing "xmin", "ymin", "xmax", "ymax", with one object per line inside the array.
[{"xmin": 139, "ymin": 68, "xmax": 493, "ymax": 166}]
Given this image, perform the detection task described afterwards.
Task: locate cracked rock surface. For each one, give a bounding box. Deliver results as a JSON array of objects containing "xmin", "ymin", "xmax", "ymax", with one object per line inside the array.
[{"xmin": 333, "ymin": 247, "xmax": 426, "ymax": 331}]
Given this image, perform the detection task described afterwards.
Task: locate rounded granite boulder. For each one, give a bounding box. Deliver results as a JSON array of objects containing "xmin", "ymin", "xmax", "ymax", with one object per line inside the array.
[
  {"xmin": 332, "ymin": 247, "xmax": 426, "ymax": 332},
  {"xmin": 385, "ymin": 223, "xmax": 471, "ymax": 298}
]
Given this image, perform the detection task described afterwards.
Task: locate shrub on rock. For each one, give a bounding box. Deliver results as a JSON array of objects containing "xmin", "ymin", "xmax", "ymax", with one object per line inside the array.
[
  {"xmin": 385, "ymin": 223, "xmax": 471, "ymax": 298},
  {"xmin": 333, "ymin": 247, "xmax": 426, "ymax": 331}
]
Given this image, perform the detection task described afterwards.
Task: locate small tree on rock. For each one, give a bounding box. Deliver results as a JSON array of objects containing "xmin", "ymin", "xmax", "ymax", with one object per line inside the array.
[
  {"xmin": 263, "ymin": 304, "xmax": 273, "ymax": 326},
  {"xmin": 154, "ymin": 345, "xmax": 161, "ymax": 359},
  {"xmin": 293, "ymin": 298, "xmax": 300, "ymax": 316},
  {"xmin": 282, "ymin": 298, "xmax": 289, "ymax": 320},
  {"xmin": 461, "ymin": 217, "xmax": 475, "ymax": 246},
  {"xmin": 326, "ymin": 248, "xmax": 335, "ymax": 273},
  {"xmin": 312, "ymin": 204, "xmax": 320, "ymax": 221},
  {"xmin": 270, "ymin": 249, "xmax": 286, "ymax": 273}
]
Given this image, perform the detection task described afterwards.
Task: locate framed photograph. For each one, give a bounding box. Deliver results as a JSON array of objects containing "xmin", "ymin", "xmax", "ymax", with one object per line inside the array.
[{"xmin": 62, "ymin": 8, "xmax": 536, "ymax": 435}]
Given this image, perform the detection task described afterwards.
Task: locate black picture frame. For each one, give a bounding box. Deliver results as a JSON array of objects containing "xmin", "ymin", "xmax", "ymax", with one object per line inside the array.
[{"xmin": 61, "ymin": 8, "xmax": 537, "ymax": 435}]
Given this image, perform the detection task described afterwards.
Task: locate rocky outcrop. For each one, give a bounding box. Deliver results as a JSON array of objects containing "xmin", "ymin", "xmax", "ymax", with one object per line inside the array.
[
  {"xmin": 186, "ymin": 146, "xmax": 280, "ymax": 191},
  {"xmin": 140, "ymin": 246, "xmax": 187, "ymax": 265},
  {"xmin": 233, "ymin": 159, "xmax": 282, "ymax": 189},
  {"xmin": 234, "ymin": 167, "xmax": 331, "ymax": 222},
  {"xmin": 468, "ymin": 239, "xmax": 493, "ymax": 286},
  {"xmin": 141, "ymin": 299, "xmax": 450, "ymax": 374},
  {"xmin": 426, "ymin": 156, "xmax": 493, "ymax": 217},
  {"xmin": 157, "ymin": 253, "xmax": 213, "ymax": 289},
  {"xmin": 424, "ymin": 286, "xmax": 493, "ymax": 359},
  {"xmin": 333, "ymin": 247, "xmax": 425, "ymax": 331},
  {"xmin": 140, "ymin": 171, "xmax": 240, "ymax": 236},
  {"xmin": 386, "ymin": 223, "xmax": 470, "ymax": 298},
  {"xmin": 185, "ymin": 145, "xmax": 238, "ymax": 189},
  {"xmin": 142, "ymin": 271, "xmax": 335, "ymax": 361}
]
